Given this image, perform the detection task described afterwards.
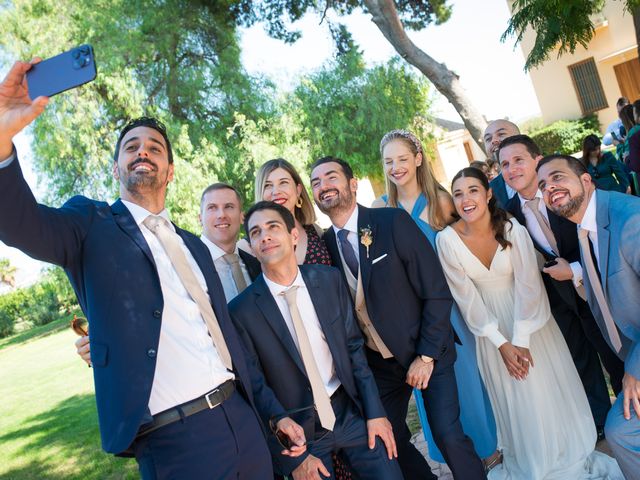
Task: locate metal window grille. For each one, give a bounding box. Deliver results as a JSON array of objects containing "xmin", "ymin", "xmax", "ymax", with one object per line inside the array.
[{"xmin": 568, "ymin": 58, "xmax": 608, "ymax": 115}]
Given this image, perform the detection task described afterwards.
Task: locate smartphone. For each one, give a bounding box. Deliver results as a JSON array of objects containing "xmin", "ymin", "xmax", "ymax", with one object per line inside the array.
[
  {"xmin": 26, "ymin": 45, "xmax": 97, "ymax": 100},
  {"xmin": 544, "ymin": 259, "xmax": 558, "ymax": 268}
]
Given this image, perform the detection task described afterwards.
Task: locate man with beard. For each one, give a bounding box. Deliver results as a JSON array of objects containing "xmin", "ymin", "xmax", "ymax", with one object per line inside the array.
[
  {"xmin": 483, "ymin": 119, "xmax": 520, "ymax": 207},
  {"xmin": 537, "ymin": 154, "xmax": 640, "ymax": 478},
  {"xmin": 0, "ymin": 60, "xmax": 304, "ymax": 479},
  {"xmin": 498, "ymin": 135, "xmax": 624, "ymax": 438},
  {"xmin": 309, "ymin": 156, "xmax": 485, "ymax": 480}
]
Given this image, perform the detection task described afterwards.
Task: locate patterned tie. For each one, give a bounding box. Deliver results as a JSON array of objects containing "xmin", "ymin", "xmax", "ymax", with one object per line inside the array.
[
  {"xmin": 143, "ymin": 215, "xmax": 233, "ymax": 370},
  {"xmin": 578, "ymin": 228, "xmax": 622, "ymax": 353},
  {"xmin": 337, "ymin": 229, "xmax": 359, "ymax": 279},
  {"xmin": 222, "ymin": 253, "xmax": 247, "ymax": 293},
  {"xmin": 525, "ymin": 198, "xmax": 559, "ymax": 256},
  {"xmin": 281, "ymin": 286, "xmax": 336, "ymax": 431}
]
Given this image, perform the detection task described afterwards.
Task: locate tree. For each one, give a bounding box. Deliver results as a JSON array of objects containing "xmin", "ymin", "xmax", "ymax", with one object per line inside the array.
[
  {"xmin": 0, "ymin": 0, "xmax": 275, "ymax": 230},
  {"xmin": 504, "ymin": 0, "xmax": 640, "ymax": 70},
  {"xmin": 0, "ymin": 258, "xmax": 17, "ymax": 288},
  {"xmin": 237, "ymin": 0, "xmax": 488, "ymax": 148}
]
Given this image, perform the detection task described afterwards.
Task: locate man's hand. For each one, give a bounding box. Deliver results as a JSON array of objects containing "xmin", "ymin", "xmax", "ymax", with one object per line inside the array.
[
  {"xmin": 542, "ymin": 257, "xmax": 573, "ymax": 281},
  {"xmin": 498, "ymin": 342, "xmax": 529, "ymax": 380},
  {"xmin": 75, "ymin": 335, "xmax": 91, "ymax": 367},
  {"xmin": 622, "ymin": 372, "xmax": 640, "ymax": 420},
  {"xmin": 291, "ymin": 455, "xmax": 330, "ymax": 480},
  {"xmin": 406, "ymin": 356, "xmax": 434, "ymax": 390},
  {"xmin": 0, "ymin": 60, "xmax": 48, "ymax": 159},
  {"xmin": 367, "ymin": 417, "xmax": 397, "ymax": 460},
  {"xmin": 275, "ymin": 417, "xmax": 307, "ymax": 457}
]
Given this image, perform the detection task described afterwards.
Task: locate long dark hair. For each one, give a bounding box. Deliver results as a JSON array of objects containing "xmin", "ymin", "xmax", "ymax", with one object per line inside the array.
[
  {"xmin": 620, "ymin": 104, "xmax": 636, "ymax": 132},
  {"xmin": 451, "ymin": 167, "xmax": 512, "ymax": 250},
  {"xmin": 581, "ymin": 134, "xmax": 602, "ymax": 165}
]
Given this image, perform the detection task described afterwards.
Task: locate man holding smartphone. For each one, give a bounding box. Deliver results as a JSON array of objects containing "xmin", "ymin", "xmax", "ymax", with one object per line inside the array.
[{"xmin": 0, "ymin": 60, "xmax": 304, "ymax": 479}]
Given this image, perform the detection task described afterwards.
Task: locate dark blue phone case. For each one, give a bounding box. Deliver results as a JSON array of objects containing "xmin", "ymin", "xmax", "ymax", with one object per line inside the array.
[{"xmin": 26, "ymin": 45, "xmax": 97, "ymax": 99}]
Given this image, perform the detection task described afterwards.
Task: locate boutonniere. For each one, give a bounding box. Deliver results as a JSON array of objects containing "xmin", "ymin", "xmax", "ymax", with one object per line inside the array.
[{"xmin": 360, "ymin": 226, "xmax": 373, "ymax": 258}]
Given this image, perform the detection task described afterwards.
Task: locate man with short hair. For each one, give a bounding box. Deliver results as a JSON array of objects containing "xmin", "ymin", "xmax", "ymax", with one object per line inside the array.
[
  {"xmin": 310, "ymin": 156, "xmax": 485, "ymax": 480},
  {"xmin": 483, "ymin": 119, "xmax": 520, "ymax": 207},
  {"xmin": 603, "ymin": 97, "xmax": 629, "ymax": 146},
  {"xmin": 0, "ymin": 60, "xmax": 303, "ymax": 478},
  {"xmin": 229, "ymin": 200, "xmax": 402, "ymax": 480},
  {"xmin": 199, "ymin": 182, "xmax": 261, "ymax": 300},
  {"xmin": 537, "ymin": 154, "xmax": 640, "ymax": 478},
  {"xmin": 498, "ymin": 135, "xmax": 624, "ymax": 436}
]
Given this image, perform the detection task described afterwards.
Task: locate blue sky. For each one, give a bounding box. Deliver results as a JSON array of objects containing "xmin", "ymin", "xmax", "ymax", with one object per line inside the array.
[{"xmin": 1, "ymin": 0, "xmax": 542, "ymax": 286}]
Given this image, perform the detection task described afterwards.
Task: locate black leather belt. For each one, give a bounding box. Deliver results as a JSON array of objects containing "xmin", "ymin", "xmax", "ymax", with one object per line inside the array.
[{"xmin": 137, "ymin": 379, "xmax": 236, "ymax": 438}]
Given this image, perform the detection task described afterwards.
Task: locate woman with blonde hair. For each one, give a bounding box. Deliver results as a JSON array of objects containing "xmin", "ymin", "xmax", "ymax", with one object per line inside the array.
[
  {"xmin": 239, "ymin": 158, "xmax": 331, "ymax": 266},
  {"xmin": 374, "ymin": 130, "xmax": 500, "ymax": 472}
]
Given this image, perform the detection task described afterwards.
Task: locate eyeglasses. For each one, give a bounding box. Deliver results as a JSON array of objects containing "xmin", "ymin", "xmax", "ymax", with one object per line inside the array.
[
  {"xmin": 70, "ymin": 315, "xmax": 88, "ymax": 336},
  {"xmin": 269, "ymin": 405, "xmax": 330, "ymax": 450}
]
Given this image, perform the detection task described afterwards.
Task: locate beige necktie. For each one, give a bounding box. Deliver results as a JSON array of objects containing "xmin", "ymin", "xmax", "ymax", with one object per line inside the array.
[
  {"xmin": 222, "ymin": 253, "xmax": 248, "ymax": 293},
  {"xmin": 143, "ymin": 215, "xmax": 233, "ymax": 370},
  {"xmin": 281, "ymin": 286, "xmax": 336, "ymax": 431},
  {"xmin": 525, "ymin": 198, "xmax": 559, "ymax": 256},
  {"xmin": 578, "ymin": 228, "xmax": 622, "ymax": 353}
]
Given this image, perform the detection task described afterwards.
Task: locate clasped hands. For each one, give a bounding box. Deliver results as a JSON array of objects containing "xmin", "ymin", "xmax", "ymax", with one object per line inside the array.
[{"xmin": 499, "ymin": 342, "xmax": 534, "ymax": 380}]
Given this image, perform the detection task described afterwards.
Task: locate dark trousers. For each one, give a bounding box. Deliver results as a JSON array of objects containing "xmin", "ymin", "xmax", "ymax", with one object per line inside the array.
[
  {"xmin": 366, "ymin": 349, "xmax": 486, "ymax": 480},
  {"xmin": 307, "ymin": 387, "xmax": 403, "ymax": 480},
  {"xmin": 548, "ymin": 284, "xmax": 621, "ymax": 427},
  {"xmin": 132, "ymin": 391, "xmax": 272, "ymax": 480}
]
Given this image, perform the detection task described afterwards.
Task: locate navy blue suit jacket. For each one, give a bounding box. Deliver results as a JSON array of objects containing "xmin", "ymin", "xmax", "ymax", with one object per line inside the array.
[
  {"xmin": 490, "ymin": 174, "xmax": 510, "ymax": 209},
  {"xmin": 0, "ymin": 156, "xmax": 264, "ymax": 455},
  {"xmin": 228, "ymin": 264, "xmax": 386, "ymax": 474},
  {"xmin": 323, "ymin": 205, "xmax": 456, "ymax": 369}
]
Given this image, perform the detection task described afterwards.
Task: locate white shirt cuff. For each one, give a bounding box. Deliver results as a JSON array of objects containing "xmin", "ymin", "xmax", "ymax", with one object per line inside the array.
[
  {"xmin": 570, "ymin": 262, "xmax": 583, "ymax": 288},
  {"xmin": 512, "ymin": 332, "xmax": 530, "ymax": 349},
  {"xmin": 0, "ymin": 147, "xmax": 16, "ymax": 168},
  {"xmin": 485, "ymin": 325, "xmax": 508, "ymax": 349}
]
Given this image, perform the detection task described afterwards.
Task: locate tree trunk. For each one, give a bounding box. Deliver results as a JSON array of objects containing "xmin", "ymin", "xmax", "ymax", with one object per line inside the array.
[{"xmin": 363, "ymin": 0, "xmax": 488, "ymax": 150}]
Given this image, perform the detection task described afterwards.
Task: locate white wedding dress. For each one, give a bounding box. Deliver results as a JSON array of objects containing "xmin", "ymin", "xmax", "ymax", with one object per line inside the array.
[{"xmin": 436, "ymin": 219, "xmax": 622, "ymax": 480}]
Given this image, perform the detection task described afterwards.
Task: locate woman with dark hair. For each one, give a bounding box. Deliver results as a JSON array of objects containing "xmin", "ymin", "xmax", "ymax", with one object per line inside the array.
[
  {"xmin": 618, "ymin": 104, "xmax": 637, "ymax": 163},
  {"xmin": 374, "ymin": 130, "xmax": 500, "ymax": 472},
  {"xmin": 581, "ymin": 134, "xmax": 629, "ymax": 193},
  {"xmin": 625, "ymin": 100, "xmax": 640, "ymax": 173},
  {"xmin": 436, "ymin": 168, "xmax": 622, "ymax": 479}
]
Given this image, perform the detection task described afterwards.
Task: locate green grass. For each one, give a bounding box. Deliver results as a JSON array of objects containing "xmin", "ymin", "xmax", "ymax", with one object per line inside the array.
[{"xmin": 0, "ymin": 319, "xmax": 138, "ymax": 480}]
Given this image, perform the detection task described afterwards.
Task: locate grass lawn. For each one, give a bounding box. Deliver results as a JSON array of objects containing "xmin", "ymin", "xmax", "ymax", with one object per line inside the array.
[{"xmin": 0, "ymin": 317, "xmax": 138, "ymax": 480}]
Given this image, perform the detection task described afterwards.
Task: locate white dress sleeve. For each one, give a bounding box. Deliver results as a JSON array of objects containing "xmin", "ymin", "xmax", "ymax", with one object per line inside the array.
[
  {"xmin": 507, "ymin": 219, "xmax": 552, "ymax": 348},
  {"xmin": 436, "ymin": 228, "xmax": 508, "ymax": 348}
]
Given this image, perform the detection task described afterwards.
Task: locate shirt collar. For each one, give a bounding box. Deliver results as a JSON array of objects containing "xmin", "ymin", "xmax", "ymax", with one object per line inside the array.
[
  {"xmin": 121, "ymin": 199, "xmax": 172, "ymax": 229},
  {"xmin": 518, "ymin": 189, "xmax": 543, "ymax": 209},
  {"xmin": 264, "ymin": 268, "xmax": 306, "ymax": 298},
  {"xmin": 332, "ymin": 205, "xmax": 359, "ymax": 236},
  {"xmin": 578, "ymin": 190, "xmax": 598, "ymax": 234},
  {"xmin": 200, "ymin": 234, "xmax": 238, "ymax": 261}
]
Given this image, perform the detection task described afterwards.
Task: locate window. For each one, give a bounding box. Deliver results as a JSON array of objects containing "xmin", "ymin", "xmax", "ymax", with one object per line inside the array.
[{"xmin": 568, "ymin": 58, "xmax": 608, "ymax": 115}]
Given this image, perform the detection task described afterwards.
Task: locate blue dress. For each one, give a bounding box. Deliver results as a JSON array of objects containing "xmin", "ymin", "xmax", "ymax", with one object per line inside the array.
[{"xmin": 385, "ymin": 194, "xmax": 498, "ymax": 461}]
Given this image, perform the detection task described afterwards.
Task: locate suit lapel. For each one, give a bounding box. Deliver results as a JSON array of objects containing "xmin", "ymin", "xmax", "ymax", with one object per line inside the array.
[
  {"xmin": 324, "ymin": 228, "xmax": 347, "ymax": 279},
  {"xmin": 239, "ymin": 249, "xmax": 262, "ymax": 281},
  {"xmin": 547, "ymin": 208, "xmax": 565, "ymax": 254},
  {"xmin": 596, "ymin": 191, "xmax": 612, "ymax": 290},
  {"xmin": 111, "ymin": 199, "xmax": 156, "ymax": 267},
  {"xmin": 301, "ymin": 268, "xmax": 341, "ymax": 362},
  {"xmin": 357, "ymin": 205, "xmax": 375, "ymax": 293},
  {"xmin": 252, "ymin": 275, "xmax": 307, "ymax": 375}
]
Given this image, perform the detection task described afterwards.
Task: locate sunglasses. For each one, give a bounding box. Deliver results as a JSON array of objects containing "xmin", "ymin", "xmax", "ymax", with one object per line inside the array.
[
  {"xmin": 268, "ymin": 405, "xmax": 329, "ymax": 450},
  {"xmin": 70, "ymin": 315, "xmax": 88, "ymax": 336}
]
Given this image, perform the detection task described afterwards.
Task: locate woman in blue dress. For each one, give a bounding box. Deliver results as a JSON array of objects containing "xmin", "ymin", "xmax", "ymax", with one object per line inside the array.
[{"xmin": 373, "ymin": 129, "xmax": 500, "ymax": 472}]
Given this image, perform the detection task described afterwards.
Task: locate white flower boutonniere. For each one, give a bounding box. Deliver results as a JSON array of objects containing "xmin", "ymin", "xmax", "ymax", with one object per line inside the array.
[{"xmin": 360, "ymin": 226, "xmax": 373, "ymax": 258}]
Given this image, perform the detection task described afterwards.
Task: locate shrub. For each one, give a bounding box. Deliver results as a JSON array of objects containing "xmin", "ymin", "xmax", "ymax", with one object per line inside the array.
[{"xmin": 530, "ymin": 114, "xmax": 601, "ymax": 155}]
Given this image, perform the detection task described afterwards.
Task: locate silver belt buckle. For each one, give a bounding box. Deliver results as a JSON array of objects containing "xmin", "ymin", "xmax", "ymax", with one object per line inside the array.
[{"xmin": 205, "ymin": 387, "xmax": 222, "ymax": 409}]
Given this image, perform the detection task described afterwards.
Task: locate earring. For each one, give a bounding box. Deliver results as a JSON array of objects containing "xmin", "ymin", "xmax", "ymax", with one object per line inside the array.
[{"xmin": 296, "ymin": 197, "xmax": 303, "ymax": 208}]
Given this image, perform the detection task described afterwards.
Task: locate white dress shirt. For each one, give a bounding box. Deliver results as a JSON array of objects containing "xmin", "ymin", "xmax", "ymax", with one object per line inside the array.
[
  {"xmin": 578, "ymin": 191, "xmax": 600, "ymax": 271},
  {"xmin": 519, "ymin": 190, "xmax": 583, "ymax": 287},
  {"xmin": 264, "ymin": 270, "xmax": 341, "ymax": 397},
  {"xmin": 332, "ymin": 206, "xmax": 360, "ymax": 264},
  {"xmin": 200, "ymin": 235, "xmax": 251, "ymax": 303},
  {"xmin": 122, "ymin": 200, "xmax": 234, "ymax": 415}
]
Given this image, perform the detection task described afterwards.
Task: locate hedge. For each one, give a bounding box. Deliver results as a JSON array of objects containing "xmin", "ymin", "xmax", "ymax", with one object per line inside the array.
[{"xmin": 529, "ymin": 114, "xmax": 601, "ymax": 155}]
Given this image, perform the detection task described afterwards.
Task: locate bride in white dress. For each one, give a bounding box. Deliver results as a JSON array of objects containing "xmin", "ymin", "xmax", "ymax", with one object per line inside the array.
[{"xmin": 436, "ymin": 167, "xmax": 622, "ymax": 480}]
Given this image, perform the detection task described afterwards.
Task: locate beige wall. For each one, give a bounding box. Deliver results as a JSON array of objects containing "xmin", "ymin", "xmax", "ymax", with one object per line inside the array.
[
  {"xmin": 513, "ymin": 0, "xmax": 637, "ymax": 130},
  {"xmin": 434, "ymin": 129, "xmax": 486, "ymax": 187}
]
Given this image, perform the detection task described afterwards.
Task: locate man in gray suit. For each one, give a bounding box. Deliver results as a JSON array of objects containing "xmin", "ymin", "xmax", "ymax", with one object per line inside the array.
[{"xmin": 537, "ymin": 154, "xmax": 640, "ymax": 478}]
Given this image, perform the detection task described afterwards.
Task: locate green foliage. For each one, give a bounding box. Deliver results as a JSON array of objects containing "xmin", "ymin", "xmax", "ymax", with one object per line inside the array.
[
  {"xmin": 0, "ymin": 267, "xmax": 77, "ymax": 338},
  {"xmin": 529, "ymin": 114, "xmax": 601, "ymax": 155},
  {"xmin": 504, "ymin": 0, "xmax": 640, "ymax": 70}
]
